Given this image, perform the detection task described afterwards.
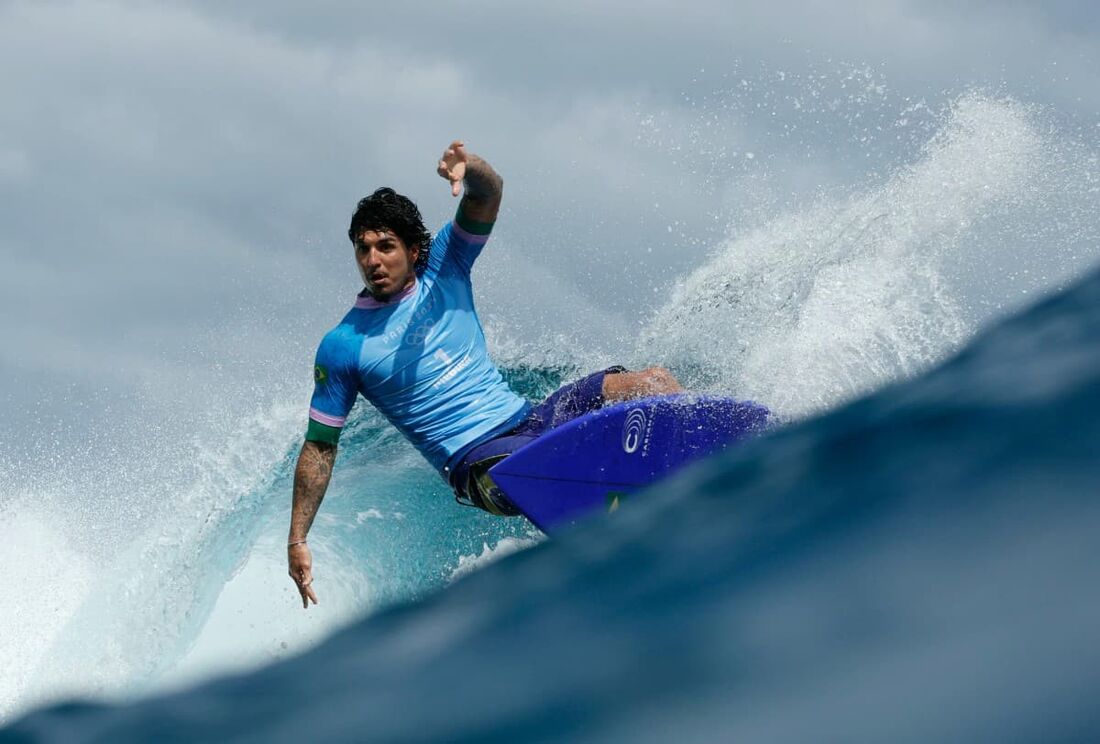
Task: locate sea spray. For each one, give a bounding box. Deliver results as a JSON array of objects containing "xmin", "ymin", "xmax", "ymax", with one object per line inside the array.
[
  {"xmin": 0, "ymin": 498, "xmax": 92, "ymax": 723},
  {"xmin": 642, "ymin": 93, "xmax": 1050, "ymax": 418},
  {"xmin": 450, "ymin": 535, "xmax": 546, "ymax": 583},
  {"xmin": 21, "ymin": 403, "xmax": 305, "ymax": 708}
]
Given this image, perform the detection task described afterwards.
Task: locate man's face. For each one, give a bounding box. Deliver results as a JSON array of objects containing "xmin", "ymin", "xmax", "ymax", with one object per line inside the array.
[{"xmin": 354, "ymin": 228, "xmax": 419, "ymax": 301}]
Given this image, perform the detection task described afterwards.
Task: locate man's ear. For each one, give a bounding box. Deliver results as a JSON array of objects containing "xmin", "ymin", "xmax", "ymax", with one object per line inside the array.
[{"xmin": 410, "ymin": 244, "xmax": 420, "ymax": 264}]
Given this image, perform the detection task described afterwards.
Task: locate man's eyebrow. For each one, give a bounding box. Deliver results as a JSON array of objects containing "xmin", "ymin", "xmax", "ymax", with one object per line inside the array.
[{"xmin": 357, "ymin": 233, "xmax": 397, "ymax": 246}]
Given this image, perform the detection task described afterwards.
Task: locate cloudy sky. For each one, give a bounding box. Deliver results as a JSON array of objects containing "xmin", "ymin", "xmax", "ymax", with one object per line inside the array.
[{"xmin": 1, "ymin": 0, "xmax": 1098, "ymax": 467}]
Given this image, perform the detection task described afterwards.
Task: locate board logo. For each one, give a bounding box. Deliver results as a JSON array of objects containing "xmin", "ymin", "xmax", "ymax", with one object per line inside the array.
[{"xmin": 622, "ymin": 408, "xmax": 647, "ymax": 454}]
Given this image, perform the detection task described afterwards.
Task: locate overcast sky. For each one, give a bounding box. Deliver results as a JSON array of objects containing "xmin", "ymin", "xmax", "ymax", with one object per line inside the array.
[{"xmin": 1, "ymin": 0, "xmax": 1098, "ymax": 468}]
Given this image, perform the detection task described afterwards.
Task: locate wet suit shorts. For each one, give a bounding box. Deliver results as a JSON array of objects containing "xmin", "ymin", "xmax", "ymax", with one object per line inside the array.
[{"xmin": 449, "ymin": 366, "xmax": 628, "ymax": 515}]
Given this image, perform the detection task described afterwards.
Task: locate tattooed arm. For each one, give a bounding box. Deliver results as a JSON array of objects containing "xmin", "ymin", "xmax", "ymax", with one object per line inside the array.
[
  {"xmin": 287, "ymin": 439, "xmax": 337, "ymax": 608},
  {"xmin": 437, "ymin": 140, "xmax": 504, "ymax": 225}
]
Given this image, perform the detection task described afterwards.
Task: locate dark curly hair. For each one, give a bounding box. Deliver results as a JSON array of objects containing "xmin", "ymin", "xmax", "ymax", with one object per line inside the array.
[{"xmin": 348, "ymin": 187, "xmax": 431, "ymax": 273}]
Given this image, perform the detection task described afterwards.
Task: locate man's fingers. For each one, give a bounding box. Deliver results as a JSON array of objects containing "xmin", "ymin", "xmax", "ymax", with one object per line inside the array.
[
  {"xmin": 291, "ymin": 565, "xmax": 316, "ymax": 609},
  {"xmin": 297, "ymin": 576, "xmax": 316, "ymax": 608},
  {"xmin": 299, "ymin": 567, "xmax": 317, "ymax": 607},
  {"xmin": 452, "ymin": 162, "xmax": 467, "ymax": 196},
  {"xmin": 439, "ymin": 141, "xmax": 466, "ymax": 168},
  {"xmin": 439, "ymin": 157, "xmax": 463, "ymax": 196},
  {"xmin": 438, "ymin": 139, "xmax": 466, "ymax": 196}
]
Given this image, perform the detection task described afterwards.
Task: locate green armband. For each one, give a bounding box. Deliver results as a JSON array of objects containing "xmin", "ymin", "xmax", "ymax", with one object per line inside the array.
[
  {"xmin": 455, "ymin": 206, "xmax": 494, "ymax": 236},
  {"xmin": 305, "ymin": 419, "xmax": 341, "ymax": 445}
]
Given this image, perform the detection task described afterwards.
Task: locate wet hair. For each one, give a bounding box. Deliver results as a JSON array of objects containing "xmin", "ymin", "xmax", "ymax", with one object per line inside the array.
[{"xmin": 347, "ymin": 187, "xmax": 431, "ymax": 273}]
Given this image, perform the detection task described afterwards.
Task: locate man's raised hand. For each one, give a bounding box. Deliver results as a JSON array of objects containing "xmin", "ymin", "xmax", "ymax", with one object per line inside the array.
[{"xmin": 437, "ymin": 140, "xmax": 467, "ymax": 197}]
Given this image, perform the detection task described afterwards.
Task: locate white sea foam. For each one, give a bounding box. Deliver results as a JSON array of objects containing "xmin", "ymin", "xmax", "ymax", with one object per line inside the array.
[
  {"xmin": 18, "ymin": 402, "xmax": 306, "ymax": 712},
  {"xmin": 642, "ymin": 93, "xmax": 1053, "ymax": 419},
  {"xmin": 450, "ymin": 536, "xmax": 544, "ymax": 583},
  {"xmin": 356, "ymin": 508, "xmax": 386, "ymax": 522},
  {"xmin": 0, "ymin": 500, "xmax": 92, "ymax": 723},
  {"xmin": 159, "ymin": 530, "xmax": 369, "ymax": 692}
]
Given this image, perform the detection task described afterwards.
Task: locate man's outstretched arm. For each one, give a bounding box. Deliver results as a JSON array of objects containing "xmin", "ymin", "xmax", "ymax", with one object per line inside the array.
[
  {"xmin": 437, "ymin": 140, "xmax": 503, "ymax": 225},
  {"xmin": 287, "ymin": 439, "xmax": 336, "ymax": 608}
]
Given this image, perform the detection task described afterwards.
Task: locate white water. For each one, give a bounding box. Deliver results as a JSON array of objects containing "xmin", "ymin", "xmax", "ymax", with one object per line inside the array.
[
  {"xmin": 0, "ymin": 501, "xmax": 92, "ymax": 716},
  {"xmin": 450, "ymin": 536, "xmax": 546, "ymax": 583},
  {"xmin": 642, "ymin": 93, "xmax": 1087, "ymax": 419},
  {"xmin": 5, "ymin": 404, "xmax": 305, "ymax": 716}
]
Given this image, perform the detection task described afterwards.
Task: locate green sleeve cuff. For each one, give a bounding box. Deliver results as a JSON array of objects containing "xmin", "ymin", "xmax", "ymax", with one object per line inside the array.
[
  {"xmin": 455, "ymin": 206, "xmax": 494, "ymax": 236},
  {"xmin": 305, "ymin": 419, "xmax": 342, "ymax": 445}
]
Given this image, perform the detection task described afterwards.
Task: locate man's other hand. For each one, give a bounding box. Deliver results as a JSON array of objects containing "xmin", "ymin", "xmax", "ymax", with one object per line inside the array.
[
  {"xmin": 288, "ymin": 542, "xmax": 319, "ymax": 609},
  {"xmin": 437, "ymin": 139, "xmax": 467, "ymax": 197}
]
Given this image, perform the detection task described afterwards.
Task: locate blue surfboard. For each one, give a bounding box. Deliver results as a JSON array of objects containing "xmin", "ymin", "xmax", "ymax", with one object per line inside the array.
[{"xmin": 489, "ymin": 395, "xmax": 769, "ymax": 533}]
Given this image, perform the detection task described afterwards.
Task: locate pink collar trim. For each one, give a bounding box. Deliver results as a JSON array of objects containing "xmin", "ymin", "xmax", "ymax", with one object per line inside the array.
[{"xmin": 355, "ymin": 277, "xmax": 418, "ymax": 309}]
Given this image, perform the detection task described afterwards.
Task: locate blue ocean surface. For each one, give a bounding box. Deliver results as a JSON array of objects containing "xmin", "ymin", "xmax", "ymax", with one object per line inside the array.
[{"xmin": 4, "ymin": 259, "xmax": 1099, "ymax": 739}]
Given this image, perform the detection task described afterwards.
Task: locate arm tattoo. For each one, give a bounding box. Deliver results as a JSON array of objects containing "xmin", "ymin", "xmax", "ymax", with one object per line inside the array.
[
  {"xmin": 289, "ymin": 440, "xmax": 337, "ymax": 541},
  {"xmin": 459, "ymin": 153, "xmax": 503, "ymax": 223},
  {"xmin": 462, "ymin": 154, "xmax": 503, "ymax": 202}
]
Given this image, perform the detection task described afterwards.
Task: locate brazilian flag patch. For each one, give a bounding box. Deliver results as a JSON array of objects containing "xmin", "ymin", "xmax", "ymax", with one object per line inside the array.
[{"xmin": 314, "ymin": 364, "xmax": 329, "ymax": 385}]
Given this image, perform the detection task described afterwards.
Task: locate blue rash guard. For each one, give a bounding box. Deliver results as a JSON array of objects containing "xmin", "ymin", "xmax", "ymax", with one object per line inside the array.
[{"xmin": 305, "ymin": 213, "xmax": 531, "ymax": 478}]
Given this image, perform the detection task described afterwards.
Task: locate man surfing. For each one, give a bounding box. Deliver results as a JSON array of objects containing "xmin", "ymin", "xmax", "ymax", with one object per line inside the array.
[{"xmin": 288, "ymin": 141, "xmax": 683, "ymax": 608}]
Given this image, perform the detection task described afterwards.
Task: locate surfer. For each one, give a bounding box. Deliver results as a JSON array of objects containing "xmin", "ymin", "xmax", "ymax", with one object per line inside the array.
[{"xmin": 288, "ymin": 141, "xmax": 683, "ymax": 607}]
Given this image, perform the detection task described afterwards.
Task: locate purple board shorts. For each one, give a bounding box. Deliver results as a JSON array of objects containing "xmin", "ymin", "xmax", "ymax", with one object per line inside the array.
[{"xmin": 450, "ymin": 366, "xmax": 627, "ymax": 515}]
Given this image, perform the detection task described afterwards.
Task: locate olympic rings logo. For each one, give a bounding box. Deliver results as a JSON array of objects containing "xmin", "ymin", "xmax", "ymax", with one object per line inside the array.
[{"xmin": 404, "ymin": 319, "xmax": 436, "ymax": 345}]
